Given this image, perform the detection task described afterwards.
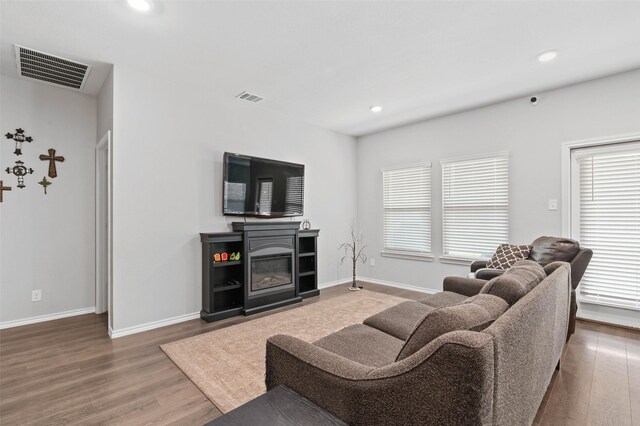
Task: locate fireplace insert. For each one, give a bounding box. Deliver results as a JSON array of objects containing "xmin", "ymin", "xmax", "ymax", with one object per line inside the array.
[
  {"xmin": 251, "ymin": 254, "xmax": 293, "ymax": 292},
  {"xmin": 247, "ymin": 237, "xmax": 296, "ymax": 298}
]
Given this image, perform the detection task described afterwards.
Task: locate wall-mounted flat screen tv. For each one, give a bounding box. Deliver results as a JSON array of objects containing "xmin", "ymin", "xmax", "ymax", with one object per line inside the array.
[{"xmin": 223, "ymin": 152, "xmax": 305, "ymax": 218}]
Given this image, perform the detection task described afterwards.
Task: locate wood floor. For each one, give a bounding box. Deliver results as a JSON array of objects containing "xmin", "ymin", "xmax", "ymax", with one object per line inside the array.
[{"xmin": 1, "ymin": 283, "xmax": 638, "ymax": 425}]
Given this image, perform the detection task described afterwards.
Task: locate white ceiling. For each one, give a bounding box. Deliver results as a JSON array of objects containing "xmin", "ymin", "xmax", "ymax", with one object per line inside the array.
[{"xmin": 2, "ymin": 1, "xmax": 640, "ymax": 136}]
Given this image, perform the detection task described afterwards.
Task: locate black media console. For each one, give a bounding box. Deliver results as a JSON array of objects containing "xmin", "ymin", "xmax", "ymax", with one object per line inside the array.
[{"xmin": 200, "ymin": 222, "xmax": 319, "ymax": 323}]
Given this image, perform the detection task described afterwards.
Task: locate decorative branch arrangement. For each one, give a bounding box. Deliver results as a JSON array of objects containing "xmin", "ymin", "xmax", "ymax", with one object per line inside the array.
[{"xmin": 339, "ymin": 220, "xmax": 367, "ymax": 291}]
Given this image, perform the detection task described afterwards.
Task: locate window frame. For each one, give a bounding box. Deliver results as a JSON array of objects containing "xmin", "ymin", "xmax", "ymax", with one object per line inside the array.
[
  {"xmin": 439, "ymin": 152, "xmax": 510, "ymax": 264},
  {"xmin": 570, "ymin": 140, "xmax": 640, "ymax": 311},
  {"xmin": 380, "ymin": 162, "xmax": 433, "ymax": 262}
]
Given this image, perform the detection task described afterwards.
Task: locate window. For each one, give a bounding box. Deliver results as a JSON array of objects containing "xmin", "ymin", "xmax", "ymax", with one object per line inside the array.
[
  {"xmin": 441, "ymin": 153, "xmax": 509, "ymax": 260},
  {"xmin": 284, "ymin": 176, "xmax": 304, "ymax": 215},
  {"xmin": 256, "ymin": 179, "xmax": 273, "ymax": 215},
  {"xmin": 382, "ymin": 163, "xmax": 431, "ymax": 258},
  {"xmin": 571, "ymin": 142, "xmax": 640, "ymax": 310}
]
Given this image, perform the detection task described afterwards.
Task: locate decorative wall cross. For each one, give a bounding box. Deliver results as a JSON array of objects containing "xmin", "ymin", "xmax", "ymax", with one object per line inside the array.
[
  {"xmin": 5, "ymin": 128, "xmax": 33, "ymax": 155},
  {"xmin": 39, "ymin": 148, "xmax": 65, "ymax": 178},
  {"xmin": 38, "ymin": 176, "xmax": 51, "ymax": 194},
  {"xmin": 0, "ymin": 180, "xmax": 11, "ymax": 202},
  {"xmin": 6, "ymin": 160, "xmax": 34, "ymax": 189}
]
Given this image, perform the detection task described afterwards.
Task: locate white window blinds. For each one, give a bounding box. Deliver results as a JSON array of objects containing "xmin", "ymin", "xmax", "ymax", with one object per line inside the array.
[
  {"xmin": 441, "ymin": 153, "xmax": 509, "ymax": 259},
  {"xmin": 382, "ymin": 164, "xmax": 431, "ymax": 255},
  {"xmin": 574, "ymin": 144, "xmax": 640, "ymax": 310}
]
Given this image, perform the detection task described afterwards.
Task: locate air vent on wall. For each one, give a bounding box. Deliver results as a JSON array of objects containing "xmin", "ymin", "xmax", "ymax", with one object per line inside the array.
[
  {"xmin": 14, "ymin": 45, "xmax": 91, "ymax": 91},
  {"xmin": 235, "ymin": 91, "xmax": 264, "ymax": 103}
]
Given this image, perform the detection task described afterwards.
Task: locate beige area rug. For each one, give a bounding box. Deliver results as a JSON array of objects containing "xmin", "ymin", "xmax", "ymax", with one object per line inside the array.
[{"xmin": 161, "ymin": 290, "xmax": 407, "ymax": 413}]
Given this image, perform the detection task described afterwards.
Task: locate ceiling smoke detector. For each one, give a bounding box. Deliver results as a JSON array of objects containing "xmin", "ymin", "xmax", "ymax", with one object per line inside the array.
[
  {"xmin": 14, "ymin": 45, "xmax": 91, "ymax": 91},
  {"xmin": 235, "ymin": 91, "xmax": 264, "ymax": 103}
]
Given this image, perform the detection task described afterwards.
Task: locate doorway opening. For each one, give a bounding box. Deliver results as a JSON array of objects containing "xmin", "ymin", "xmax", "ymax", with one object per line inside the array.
[{"xmin": 96, "ymin": 131, "xmax": 113, "ymax": 332}]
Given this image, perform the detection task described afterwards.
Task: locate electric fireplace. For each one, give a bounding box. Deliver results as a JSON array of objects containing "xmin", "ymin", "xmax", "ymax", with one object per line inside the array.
[{"xmin": 250, "ymin": 253, "xmax": 293, "ymax": 294}]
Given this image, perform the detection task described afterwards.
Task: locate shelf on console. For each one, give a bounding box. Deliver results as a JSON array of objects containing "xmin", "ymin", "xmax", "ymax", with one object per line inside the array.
[
  {"xmin": 298, "ymin": 252, "xmax": 315, "ymax": 258},
  {"xmin": 299, "ymin": 271, "xmax": 315, "ymax": 277},
  {"xmin": 213, "ymin": 260, "xmax": 242, "ymax": 268},
  {"xmin": 213, "ymin": 283, "xmax": 242, "ymax": 293}
]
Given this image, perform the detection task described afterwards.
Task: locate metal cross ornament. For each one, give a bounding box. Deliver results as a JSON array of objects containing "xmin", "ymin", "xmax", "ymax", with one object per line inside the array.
[
  {"xmin": 38, "ymin": 176, "xmax": 51, "ymax": 194},
  {"xmin": 6, "ymin": 160, "xmax": 34, "ymax": 188},
  {"xmin": 0, "ymin": 180, "xmax": 11, "ymax": 202},
  {"xmin": 39, "ymin": 148, "xmax": 65, "ymax": 178},
  {"xmin": 4, "ymin": 128, "xmax": 33, "ymax": 156}
]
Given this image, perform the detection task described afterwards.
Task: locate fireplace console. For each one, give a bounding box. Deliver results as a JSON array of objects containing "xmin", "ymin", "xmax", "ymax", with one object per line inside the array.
[{"xmin": 200, "ymin": 222, "xmax": 319, "ymax": 322}]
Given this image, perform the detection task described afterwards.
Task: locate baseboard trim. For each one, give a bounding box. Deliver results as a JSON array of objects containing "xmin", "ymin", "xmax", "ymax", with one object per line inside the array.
[
  {"xmin": 109, "ymin": 311, "xmax": 200, "ymax": 339},
  {"xmin": 0, "ymin": 307, "xmax": 96, "ymax": 330},
  {"xmin": 357, "ymin": 276, "xmax": 439, "ymax": 295},
  {"xmin": 318, "ymin": 278, "xmax": 353, "ymax": 290},
  {"xmin": 577, "ymin": 317, "xmax": 640, "ymax": 333},
  {"xmin": 576, "ymin": 312, "xmax": 640, "ymax": 331}
]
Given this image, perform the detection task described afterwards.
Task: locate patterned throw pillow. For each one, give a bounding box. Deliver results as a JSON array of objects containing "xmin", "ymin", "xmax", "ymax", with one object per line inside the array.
[{"xmin": 486, "ymin": 244, "xmax": 533, "ymax": 270}]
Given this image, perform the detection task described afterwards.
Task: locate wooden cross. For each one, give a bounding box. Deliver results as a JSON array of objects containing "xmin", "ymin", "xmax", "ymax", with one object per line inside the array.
[
  {"xmin": 0, "ymin": 180, "xmax": 11, "ymax": 202},
  {"xmin": 39, "ymin": 148, "xmax": 65, "ymax": 178}
]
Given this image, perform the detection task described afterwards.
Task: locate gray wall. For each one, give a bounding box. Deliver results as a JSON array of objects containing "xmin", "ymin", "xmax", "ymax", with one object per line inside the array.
[
  {"xmin": 0, "ymin": 75, "xmax": 97, "ymax": 325},
  {"xmin": 97, "ymin": 68, "xmax": 113, "ymax": 140},
  {"xmin": 356, "ymin": 69, "xmax": 640, "ymax": 325},
  {"xmin": 110, "ymin": 65, "xmax": 357, "ymax": 333}
]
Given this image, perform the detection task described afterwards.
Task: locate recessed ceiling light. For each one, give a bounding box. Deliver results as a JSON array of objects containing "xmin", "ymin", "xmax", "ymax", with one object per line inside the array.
[
  {"xmin": 537, "ymin": 50, "xmax": 558, "ymax": 63},
  {"xmin": 127, "ymin": 0, "xmax": 152, "ymax": 12},
  {"xmin": 370, "ymin": 105, "xmax": 383, "ymax": 113}
]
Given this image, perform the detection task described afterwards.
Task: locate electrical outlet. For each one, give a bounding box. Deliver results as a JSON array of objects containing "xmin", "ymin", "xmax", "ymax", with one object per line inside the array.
[
  {"xmin": 369, "ymin": 258, "xmax": 375, "ymax": 267},
  {"xmin": 32, "ymin": 290, "xmax": 42, "ymax": 302},
  {"xmin": 548, "ymin": 199, "xmax": 558, "ymax": 211}
]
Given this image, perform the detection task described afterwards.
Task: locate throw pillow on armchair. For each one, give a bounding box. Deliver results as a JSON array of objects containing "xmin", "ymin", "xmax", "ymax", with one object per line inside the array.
[{"xmin": 486, "ymin": 244, "xmax": 533, "ymax": 270}]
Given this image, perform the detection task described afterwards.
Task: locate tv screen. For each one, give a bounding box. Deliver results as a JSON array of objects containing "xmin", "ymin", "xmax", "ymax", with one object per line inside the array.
[{"xmin": 223, "ymin": 152, "xmax": 305, "ymax": 218}]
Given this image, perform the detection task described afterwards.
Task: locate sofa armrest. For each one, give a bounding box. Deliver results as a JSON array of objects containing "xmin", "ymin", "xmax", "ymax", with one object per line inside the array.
[
  {"xmin": 470, "ymin": 260, "xmax": 488, "ymax": 272},
  {"xmin": 570, "ymin": 249, "xmax": 593, "ymax": 290},
  {"xmin": 475, "ymin": 268, "xmax": 505, "ymax": 281},
  {"xmin": 266, "ymin": 332, "xmax": 495, "ymax": 426},
  {"xmin": 443, "ymin": 276, "xmax": 487, "ymax": 297}
]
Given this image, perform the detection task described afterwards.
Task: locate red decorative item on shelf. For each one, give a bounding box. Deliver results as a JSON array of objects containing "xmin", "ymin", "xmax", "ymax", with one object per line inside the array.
[{"xmin": 221, "ymin": 252, "xmax": 228, "ymax": 261}]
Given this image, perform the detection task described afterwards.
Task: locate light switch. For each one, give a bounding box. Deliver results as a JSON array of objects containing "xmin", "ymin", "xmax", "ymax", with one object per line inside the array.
[{"xmin": 548, "ymin": 199, "xmax": 558, "ymax": 211}]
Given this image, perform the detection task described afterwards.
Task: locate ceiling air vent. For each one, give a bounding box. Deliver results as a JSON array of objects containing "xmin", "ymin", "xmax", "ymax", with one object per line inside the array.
[
  {"xmin": 14, "ymin": 45, "xmax": 91, "ymax": 91},
  {"xmin": 235, "ymin": 91, "xmax": 264, "ymax": 103}
]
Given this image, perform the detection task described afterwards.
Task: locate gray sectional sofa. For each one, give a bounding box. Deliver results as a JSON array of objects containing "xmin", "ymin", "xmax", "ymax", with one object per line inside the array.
[
  {"xmin": 452, "ymin": 236, "xmax": 592, "ymax": 339},
  {"xmin": 266, "ymin": 261, "xmax": 571, "ymax": 425}
]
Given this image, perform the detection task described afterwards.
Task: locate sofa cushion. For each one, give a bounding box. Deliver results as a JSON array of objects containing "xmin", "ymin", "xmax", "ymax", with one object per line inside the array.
[
  {"xmin": 479, "ymin": 260, "xmax": 546, "ymax": 305},
  {"xmin": 396, "ymin": 294, "xmax": 508, "ymax": 361},
  {"xmin": 313, "ymin": 324, "xmax": 404, "ymax": 367},
  {"xmin": 363, "ymin": 301, "xmax": 434, "ymax": 340},
  {"xmin": 418, "ymin": 291, "xmax": 468, "ymax": 308},
  {"xmin": 530, "ymin": 236, "xmax": 580, "ymax": 266},
  {"xmin": 486, "ymin": 244, "xmax": 533, "ymax": 270}
]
